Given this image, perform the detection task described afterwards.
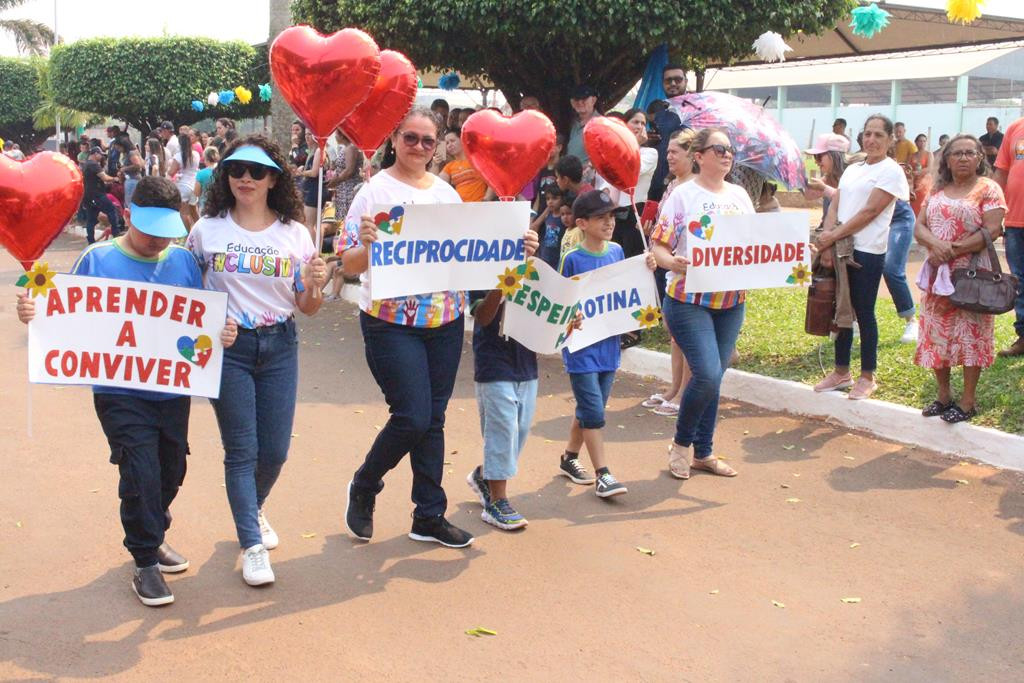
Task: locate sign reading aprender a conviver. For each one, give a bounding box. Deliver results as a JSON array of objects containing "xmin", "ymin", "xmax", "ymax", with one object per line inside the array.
[
  {"xmin": 682, "ymin": 211, "xmax": 813, "ymax": 293},
  {"xmin": 27, "ymin": 273, "xmax": 229, "ymax": 398},
  {"xmin": 368, "ymin": 201, "xmax": 530, "ymax": 300}
]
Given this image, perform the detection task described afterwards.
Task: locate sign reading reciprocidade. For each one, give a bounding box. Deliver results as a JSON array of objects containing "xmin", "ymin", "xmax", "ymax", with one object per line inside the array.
[
  {"xmin": 368, "ymin": 201, "xmax": 530, "ymax": 300},
  {"xmin": 682, "ymin": 212, "xmax": 813, "ymax": 293},
  {"xmin": 27, "ymin": 273, "xmax": 229, "ymax": 398}
]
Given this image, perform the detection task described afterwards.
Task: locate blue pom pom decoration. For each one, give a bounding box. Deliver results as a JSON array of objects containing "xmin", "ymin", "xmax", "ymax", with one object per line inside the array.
[
  {"xmin": 850, "ymin": 3, "xmax": 891, "ymax": 38},
  {"xmin": 439, "ymin": 72, "xmax": 460, "ymax": 91}
]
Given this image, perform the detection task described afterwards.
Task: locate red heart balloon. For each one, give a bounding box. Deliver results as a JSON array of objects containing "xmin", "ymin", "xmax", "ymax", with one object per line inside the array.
[
  {"xmin": 584, "ymin": 117, "xmax": 640, "ymax": 194},
  {"xmin": 461, "ymin": 110, "xmax": 556, "ymax": 199},
  {"xmin": 340, "ymin": 50, "xmax": 418, "ymax": 157},
  {"xmin": 0, "ymin": 152, "xmax": 83, "ymax": 270},
  {"xmin": 270, "ymin": 26, "xmax": 381, "ymax": 141}
]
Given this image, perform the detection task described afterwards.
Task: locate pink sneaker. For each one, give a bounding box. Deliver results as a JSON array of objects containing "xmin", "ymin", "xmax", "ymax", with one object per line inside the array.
[
  {"xmin": 848, "ymin": 377, "xmax": 877, "ymax": 400},
  {"xmin": 814, "ymin": 372, "xmax": 853, "ymax": 392}
]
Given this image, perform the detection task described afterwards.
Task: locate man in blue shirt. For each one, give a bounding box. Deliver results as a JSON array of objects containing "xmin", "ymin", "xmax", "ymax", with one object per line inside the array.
[
  {"xmin": 648, "ymin": 64, "xmax": 688, "ymax": 202},
  {"xmin": 17, "ymin": 176, "xmax": 237, "ymax": 607}
]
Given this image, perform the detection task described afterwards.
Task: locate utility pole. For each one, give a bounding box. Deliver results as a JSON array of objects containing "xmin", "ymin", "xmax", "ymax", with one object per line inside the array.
[
  {"xmin": 53, "ymin": 0, "xmax": 60, "ymax": 148},
  {"xmin": 268, "ymin": 0, "xmax": 294, "ymax": 154}
]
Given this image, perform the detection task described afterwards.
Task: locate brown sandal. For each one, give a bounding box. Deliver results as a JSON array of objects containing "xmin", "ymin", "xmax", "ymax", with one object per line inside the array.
[{"xmin": 691, "ymin": 456, "xmax": 738, "ymax": 477}]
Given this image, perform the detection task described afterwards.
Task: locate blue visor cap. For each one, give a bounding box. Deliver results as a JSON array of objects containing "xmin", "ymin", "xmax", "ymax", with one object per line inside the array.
[
  {"xmin": 221, "ymin": 145, "xmax": 282, "ymax": 171},
  {"xmin": 129, "ymin": 204, "xmax": 187, "ymax": 238}
]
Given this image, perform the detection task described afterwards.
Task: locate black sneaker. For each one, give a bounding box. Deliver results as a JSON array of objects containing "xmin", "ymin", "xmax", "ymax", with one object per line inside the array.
[
  {"xmin": 156, "ymin": 542, "xmax": 189, "ymax": 573},
  {"xmin": 466, "ymin": 465, "xmax": 491, "ymax": 507},
  {"xmin": 559, "ymin": 457, "xmax": 596, "ymax": 485},
  {"xmin": 132, "ymin": 565, "xmax": 174, "ymax": 607},
  {"xmin": 408, "ymin": 515, "xmax": 474, "ymax": 548},
  {"xmin": 595, "ymin": 471, "xmax": 628, "ymax": 498},
  {"xmin": 345, "ymin": 479, "xmax": 376, "ymax": 541}
]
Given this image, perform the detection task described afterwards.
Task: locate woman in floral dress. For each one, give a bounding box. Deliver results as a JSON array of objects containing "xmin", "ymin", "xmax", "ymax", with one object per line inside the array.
[
  {"xmin": 913, "ymin": 134, "xmax": 1006, "ymax": 423},
  {"xmin": 327, "ymin": 128, "xmax": 363, "ymax": 219}
]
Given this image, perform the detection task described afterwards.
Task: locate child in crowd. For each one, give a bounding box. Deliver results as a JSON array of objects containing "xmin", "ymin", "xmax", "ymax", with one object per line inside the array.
[
  {"xmin": 532, "ymin": 133, "xmax": 566, "ymax": 213},
  {"xmin": 557, "ymin": 190, "xmax": 656, "ymax": 497},
  {"xmin": 554, "ymin": 155, "xmax": 593, "ymax": 199},
  {"xmin": 558, "ymin": 200, "xmax": 580, "ymax": 264},
  {"xmin": 531, "ymin": 185, "xmax": 565, "ymax": 270},
  {"xmin": 15, "ymin": 176, "xmax": 237, "ymax": 607}
]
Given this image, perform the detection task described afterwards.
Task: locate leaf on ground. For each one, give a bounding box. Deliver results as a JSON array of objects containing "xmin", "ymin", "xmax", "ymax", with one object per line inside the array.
[
  {"xmin": 843, "ymin": 455, "xmax": 855, "ymax": 460},
  {"xmin": 709, "ymin": 589, "xmax": 720, "ymax": 595},
  {"xmin": 89, "ymin": 488, "xmax": 100, "ymax": 493},
  {"xmin": 443, "ymin": 461, "xmax": 453, "ymax": 465},
  {"xmin": 772, "ymin": 600, "xmax": 786, "ymax": 608},
  {"xmin": 15, "ymin": 521, "xmax": 22, "ymax": 528},
  {"xmin": 451, "ymin": 450, "xmax": 458, "ymax": 454},
  {"xmin": 301, "ymin": 532, "xmax": 316, "ymax": 539},
  {"xmin": 840, "ymin": 597, "xmax": 862, "ymax": 604},
  {"xmin": 617, "ymin": 425, "xmax": 625, "ymax": 429},
  {"xmin": 544, "ymin": 439, "xmax": 554, "ymax": 444},
  {"xmin": 786, "ymin": 498, "xmax": 801, "ymax": 503},
  {"xmin": 782, "ymin": 445, "xmax": 795, "ymax": 450},
  {"xmin": 955, "ymin": 479, "xmax": 969, "ymax": 485},
  {"xmin": 743, "ymin": 430, "xmax": 750, "ymax": 435},
  {"xmin": 775, "ymin": 429, "xmax": 784, "ymax": 434},
  {"xmin": 792, "ymin": 473, "xmax": 801, "ymax": 477},
  {"xmin": 373, "ymin": 425, "xmax": 381, "ymax": 431},
  {"xmin": 635, "ymin": 546, "xmax": 656, "ymax": 556},
  {"xmin": 959, "ymin": 461, "xmax": 969, "ymax": 466},
  {"xmin": 653, "ymin": 432, "xmax": 664, "ymax": 436},
  {"xmin": 780, "ymin": 483, "xmax": 790, "ymax": 489},
  {"xmin": 353, "ymin": 409, "xmax": 364, "ymax": 414},
  {"xmin": 465, "ymin": 627, "xmax": 497, "ymax": 637},
  {"xmin": 291, "ymin": 433, "xmax": 298, "ymax": 438},
  {"xmin": 849, "ymin": 542, "xmax": 860, "ymax": 549}
]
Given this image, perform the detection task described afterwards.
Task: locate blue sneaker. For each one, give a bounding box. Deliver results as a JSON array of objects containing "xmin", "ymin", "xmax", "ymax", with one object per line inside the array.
[
  {"xmin": 466, "ymin": 466, "xmax": 491, "ymax": 507},
  {"xmin": 481, "ymin": 498, "xmax": 528, "ymax": 530}
]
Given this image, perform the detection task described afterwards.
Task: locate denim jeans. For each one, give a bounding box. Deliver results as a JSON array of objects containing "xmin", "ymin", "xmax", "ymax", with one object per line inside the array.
[
  {"xmin": 568, "ymin": 370, "xmax": 616, "ymax": 429},
  {"xmin": 836, "ymin": 250, "xmax": 886, "ymax": 373},
  {"xmin": 84, "ymin": 194, "xmax": 124, "ymax": 243},
  {"xmin": 1004, "ymin": 228, "xmax": 1024, "ymax": 338},
  {"xmin": 211, "ymin": 319, "xmax": 298, "ymax": 549},
  {"xmin": 123, "ymin": 177, "xmax": 139, "ymax": 208},
  {"xmin": 353, "ymin": 312, "xmax": 465, "ymax": 519},
  {"xmin": 663, "ymin": 297, "xmax": 745, "ymax": 458},
  {"xmin": 94, "ymin": 393, "xmax": 190, "ymax": 567},
  {"xmin": 476, "ymin": 379, "xmax": 538, "ymax": 480},
  {"xmin": 883, "ymin": 199, "xmax": 916, "ymax": 319}
]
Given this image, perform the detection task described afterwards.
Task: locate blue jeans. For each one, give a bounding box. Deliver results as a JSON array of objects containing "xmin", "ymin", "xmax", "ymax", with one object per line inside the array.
[
  {"xmin": 663, "ymin": 297, "xmax": 745, "ymax": 458},
  {"xmin": 84, "ymin": 194, "xmax": 123, "ymax": 243},
  {"xmin": 569, "ymin": 371, "xmax": 616, "ymax": 429},
  {"xmin": 353, "ymin": 312, "xmax": 465, "ymax": 518},
  {"xmin": 211, "ymin": 319, "xmax": 298, "ymax": 549},
  {"xmin": 836, "ymin": 251, "xmax": 886, "ymax": 373},
  {"xmin": 1004, "ymin": 228, "xmax": 1024, "ymax": 337},
  {"xmin": 123, "ymin": 177, "xmax": 139, "ymax": 208},
  {"xmin": 476, "ymin": 379, "xmax": 538, "ymax": 480},
  {"xmin": 883, "ymin": 200, "xmax": 916, "ymax": 319}
]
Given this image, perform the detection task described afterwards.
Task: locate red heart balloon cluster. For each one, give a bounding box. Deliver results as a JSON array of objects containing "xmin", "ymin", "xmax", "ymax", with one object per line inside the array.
[
  {"xmin": 461, "ymin": 110, "xmax": 557, "ymax": 199},
  {"xmin": 0, "ymin": 152, "xmax": 83, "ymax": 270},
  {"xmin": 584, "ymin": 117, "xmax": 640, "ymax": 195},
  {"xmin": 340, "ymin": 50, "xmax": 419, "ymax": 157}
]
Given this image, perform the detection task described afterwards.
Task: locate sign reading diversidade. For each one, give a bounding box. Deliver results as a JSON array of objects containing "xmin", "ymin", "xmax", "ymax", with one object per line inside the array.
[
  {"xmin": 682, "ymin": 211, "xmax": 812, "ymax": 293},
  {"xmin": 369, "ymin": 201, "xmax": 530, "ymax": 300},
  {"xmin": 27, "ymin": 273, "xmax": 229, "ymax": 398},
  {"xmin": 500, "ymin": 255, "xmax": 662, "ymax": 355}
]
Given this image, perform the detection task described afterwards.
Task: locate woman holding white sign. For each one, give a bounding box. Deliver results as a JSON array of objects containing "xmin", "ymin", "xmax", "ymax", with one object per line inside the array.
[
  {"xmin": 188, "ymin": 136, "xmax": 327, "ymax": 587},
  {"xmin": 651, "ymin": 127, "xmax": 754, "ymax": 480}
]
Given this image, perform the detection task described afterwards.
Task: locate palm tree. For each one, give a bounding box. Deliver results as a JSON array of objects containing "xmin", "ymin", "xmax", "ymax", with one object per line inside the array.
[
  {"xmin": 0, "ymin": 0, "xmax": 56, "ymax": 56},
  {"xmin": 30, "ymin": 57, "xmax": 98, "ymax": 133}
]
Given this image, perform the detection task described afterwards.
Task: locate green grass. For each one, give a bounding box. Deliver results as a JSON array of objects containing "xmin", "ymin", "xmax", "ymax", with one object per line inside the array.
[{"xmin": 640, "ymin": 288, "xmax": 1024, "ymax": 434}]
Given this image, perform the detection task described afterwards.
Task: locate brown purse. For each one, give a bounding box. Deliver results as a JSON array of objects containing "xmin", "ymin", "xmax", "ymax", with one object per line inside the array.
[{"xmin": 949, "ymin": 225, "xmax": 1019, "ymax": 315}]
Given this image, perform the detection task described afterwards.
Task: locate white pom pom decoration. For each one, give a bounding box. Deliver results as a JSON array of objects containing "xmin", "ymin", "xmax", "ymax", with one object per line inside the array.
[
  {"xmin": 752, "ymin": 31, "xmax": 792, "ymax": 63},
  {"xmin": 207, "ymin": 92, "xmax": 219, "ymax": 107}
]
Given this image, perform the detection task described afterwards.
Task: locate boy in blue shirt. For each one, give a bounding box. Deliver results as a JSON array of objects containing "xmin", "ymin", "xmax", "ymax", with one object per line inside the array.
[
  {"xmin": 558, "ymin": 190, "xmax": 655, "ymax": 498},
  {"xmin": 530, "ymin": 185, "xmax": 565, "ymax": 270},
  {"xmin": 16, "ymin": 176, "xmax": 237, "ymax": 607}
]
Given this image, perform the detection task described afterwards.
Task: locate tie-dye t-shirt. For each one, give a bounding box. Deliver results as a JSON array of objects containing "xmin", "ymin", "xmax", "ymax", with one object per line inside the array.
[
  {"xmin": 650, "ymin": 178, "xmax": 755, "ymax": 310},
  {"xmin": 339, "ymin": 171, "xmax": 465, "ymax": 328},
  {"xmin": 187, "ymin": 212, "xmax": 315, "ymax": 329}
]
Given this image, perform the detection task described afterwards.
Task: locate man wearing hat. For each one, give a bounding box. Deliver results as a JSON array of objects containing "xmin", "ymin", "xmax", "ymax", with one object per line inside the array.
[
  {"xmin": 82, "ymin": 146, "xmax": 124, "ymax": 242},
  {"xmin": 16, "ymin": 176, "xmax": 238, "ymax": 607},
  {"xmin": 566, "ymin": 84, "xmax": 600, "ymax": 168},
  {"xmin": 158, "ymin": 120, "xmax": 180, "ymax": 161}
]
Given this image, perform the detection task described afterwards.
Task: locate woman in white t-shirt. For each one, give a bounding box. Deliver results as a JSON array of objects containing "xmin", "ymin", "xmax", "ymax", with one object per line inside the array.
[
  {"xmin": 651, "ymin": 127, "xmax": 755, "ymax": 481},
  {"xmin": 167, "ymin": 133, "xmax": 202, "ymax": 230},
  {"xmin": 187, "ymin": 137, "xmax": 327, "ymax": 587},
  {"xmin": 814, "ymin": 114, "xmax": 910, "ymax": 400}
]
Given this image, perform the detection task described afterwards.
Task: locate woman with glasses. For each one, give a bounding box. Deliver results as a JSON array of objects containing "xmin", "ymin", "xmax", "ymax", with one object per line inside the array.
[
  {"xmin": 814, "ymin": 114, "xmax": 910, "ymax": 400},
  {"xmin": 804, "ymin": 133, "xmax": 850, "ymax": 220},
  {"xmin": 187, "ymin": 136, "xmax": 327, "ymax": 586},
  {"xmin": 914, "ymin": 134, "xmax": 1005, "ymax": 423},
  {"xmin": 339, "ymin": 107, "xmax": 475, "ymax": 549},
  {"xmin": 651, "ymin": 127, "xmax": 754, "ymax": 480}
]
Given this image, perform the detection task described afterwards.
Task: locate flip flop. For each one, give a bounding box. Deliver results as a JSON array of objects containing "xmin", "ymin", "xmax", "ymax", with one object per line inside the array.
[
  {"xmin": 642, "ymin": 393, "xmax": 668, "ymax": 408},
  {"xmin": 652, "ymin": 402, "xmax": 680, "ymax": 416}
]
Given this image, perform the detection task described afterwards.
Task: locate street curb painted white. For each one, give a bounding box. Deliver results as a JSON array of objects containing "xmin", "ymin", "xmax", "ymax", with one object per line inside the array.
[
  {"xmin": 338, "ymin": 284, "xmax": 1022, "ymax": 471},
  {"xmin": 620, "ymin": 346, "xmax": 1024, "ymax": 471}
]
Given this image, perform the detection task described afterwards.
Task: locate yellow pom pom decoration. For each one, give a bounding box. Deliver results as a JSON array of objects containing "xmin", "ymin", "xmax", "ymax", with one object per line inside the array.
[
  {"xmin": 234, "ymin": 86, "xmax": 253, "ymax": 105},
  {"xmin": 947, "ymin": 0, "xmax": 984, "ymax": 25}
]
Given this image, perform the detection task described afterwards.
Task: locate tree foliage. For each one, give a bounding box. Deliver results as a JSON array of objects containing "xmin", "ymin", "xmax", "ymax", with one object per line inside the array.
[
  {"xmin": 0, "ymin": 56, "xmax": 45, "ymax": 148},
  {"xmin": 49, "ymin": 37, "xmax": 270, "ymax": 136},
  {"xmin": 0, "ymin": 0, "xmax": 55, "ymax": 56},
  {"xmin": 291, "ymin": 0, "xmax": 854, "ymax": 131}
]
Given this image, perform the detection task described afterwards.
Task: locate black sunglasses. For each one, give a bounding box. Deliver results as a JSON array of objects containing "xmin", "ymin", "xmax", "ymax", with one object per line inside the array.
[
  {"xmin": 698, "ymin": 144, "xmax": 736, "ymax": 157},
  {"xmin": 663, "ymin": 76, "xmax": 685, "ymax": 84},
  {"xmin": 399, "ymin": 131, "xmax": 437, "ymax": 151},
  {"xmin": 225, "ymin": 162, "xmax": 273, "ymax": 180}
]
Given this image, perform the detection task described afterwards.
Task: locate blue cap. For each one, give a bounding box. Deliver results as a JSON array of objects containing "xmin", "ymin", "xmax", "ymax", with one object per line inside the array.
[
  {"xmin": 128, "ymin": 204, "xmax": 187, "ymax": 238},
  {"xmin": 221, "ymin": 145, "xmax": 282, "ymax": 171}
]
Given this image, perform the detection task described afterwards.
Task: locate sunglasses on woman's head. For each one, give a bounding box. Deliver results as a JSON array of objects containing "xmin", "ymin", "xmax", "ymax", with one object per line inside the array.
[
  {"xmin": 699, "ymin": 144, "xmax": 736, "ymax": 157},
  {"xmin": 225, "ymin": 161, "xmax": 272, "ymax": 180},
  {"xmin": 399, "ymin": 131, "xmax": 437, "ymax": 151}
]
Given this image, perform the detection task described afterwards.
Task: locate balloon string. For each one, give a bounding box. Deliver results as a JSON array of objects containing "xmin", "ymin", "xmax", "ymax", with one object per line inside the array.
[
  {"xmin": 630, "ymin": 190, "xmax": 650, "ymax": 252},
  {"xmin": 362, "ymin": 151, "xmax": 372, "ymax": 184},
  {"xmin": 312, "ymin": 138, "xmax": 327, "ymax": 299}
]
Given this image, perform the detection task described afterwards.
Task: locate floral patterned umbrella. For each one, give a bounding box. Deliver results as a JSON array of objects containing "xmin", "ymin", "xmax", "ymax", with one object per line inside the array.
[{"xmin": 666, "ymin": 91, "xmax": 807, "ymax": 190}]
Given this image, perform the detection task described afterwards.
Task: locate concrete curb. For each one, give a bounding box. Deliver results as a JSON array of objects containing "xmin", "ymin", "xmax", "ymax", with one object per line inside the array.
[
  {"xmin": 337, "ymin": 284, "xmax": 1023, "ymax": 472},
  {"xmin": 620, "ymin": 346, "xmax": 1024, "ymax": 472}
]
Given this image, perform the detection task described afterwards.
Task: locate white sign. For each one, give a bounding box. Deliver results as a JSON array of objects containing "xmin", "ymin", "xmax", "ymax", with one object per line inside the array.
[
  {"xmin": 501, "ymin": 255, "xmax": 661, "ymax": 355},
  {"xmin": 369, "ymin": 201, "xmax": 530, "ymax": 300},
  {"xmin": 683, "ymin": 212, "xmax": 812, "ymax": 293},
  {"xmin": 27, "ymin": 274, "xmax": 229, "ymax": 398}
]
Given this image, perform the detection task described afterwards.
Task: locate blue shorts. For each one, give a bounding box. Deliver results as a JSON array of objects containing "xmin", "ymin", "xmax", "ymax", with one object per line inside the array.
[
  {"xmin": 476, "ymin": 379, "xmax": 538, "ymax": 480},
  {"xmin": 569, "ymin": 370, "xmax": 616, "ymax": 429}
]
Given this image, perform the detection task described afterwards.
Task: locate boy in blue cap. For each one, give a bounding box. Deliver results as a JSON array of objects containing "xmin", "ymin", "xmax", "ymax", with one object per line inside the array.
[{"xmin": 16, "ymin": 176, "xmax": 238, "ymax": 607}]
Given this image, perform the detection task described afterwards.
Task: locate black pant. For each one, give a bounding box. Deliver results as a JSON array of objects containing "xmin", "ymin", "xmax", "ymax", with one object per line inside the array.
[
  {"xmin": 84, "ymin": 194, "xmax": 123, "ymax": 243},
  {"xmin": 611, "ymin": 204, "xmax": 645, "ymax": 259},
  {"xmin": 94, "ymin": 393, "xmax": 190, "ymax": 567}
]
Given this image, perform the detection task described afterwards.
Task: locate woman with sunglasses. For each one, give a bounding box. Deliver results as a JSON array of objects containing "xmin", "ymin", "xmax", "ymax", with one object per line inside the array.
[
  {"xmin": 338, "ymin": 107, "xmax": 477, "ymax": 548},
  {"xmin": 814, "ymin": 114, "xmax": 910, "ymax": 400},
  {"xmin": 187, "ymin": 135, "xmax": 327, "ymax": 586},
  {"xmin": 651, "ymin": 127, "xmax": 754, "ymax": 480}
]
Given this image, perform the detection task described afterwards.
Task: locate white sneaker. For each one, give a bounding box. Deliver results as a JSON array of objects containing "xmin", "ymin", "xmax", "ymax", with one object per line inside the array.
[
  {"xmin": 258, "ymin": 509, "xmax": 279, "ymax": 550},
  {"xmin": 900, "ymin": 319, "xmax": 919, "ymax": 344},
  {"xmin": 241, "ymin": 544, "xmax": 275, "ymax": 586}
]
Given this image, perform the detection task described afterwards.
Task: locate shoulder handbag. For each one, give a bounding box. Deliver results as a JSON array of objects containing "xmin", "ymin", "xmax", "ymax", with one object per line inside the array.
[{"xmin": 949, "ymin": 225, "xmax": 1019, "ymax": 314}]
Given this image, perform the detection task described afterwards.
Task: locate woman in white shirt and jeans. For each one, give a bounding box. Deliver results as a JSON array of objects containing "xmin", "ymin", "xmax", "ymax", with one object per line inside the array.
[{"xmin": 814, "ymin": 114, "xmax": 910, "ymax": 400}]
